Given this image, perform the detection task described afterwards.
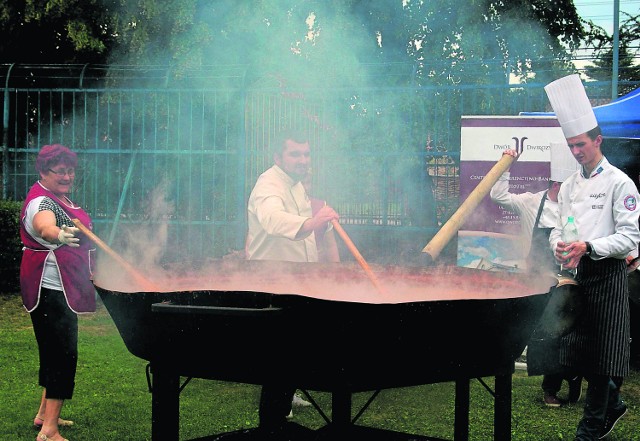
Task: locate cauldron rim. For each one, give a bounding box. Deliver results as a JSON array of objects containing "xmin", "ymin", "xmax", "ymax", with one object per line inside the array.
[{"xmin": 93, "ymin": 260, "xmax": 558, "ymax": 305}]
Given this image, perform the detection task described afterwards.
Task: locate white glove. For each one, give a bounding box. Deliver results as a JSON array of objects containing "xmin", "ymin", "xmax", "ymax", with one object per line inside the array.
[{"xmin": 57, "ymin": 225, "xmax": 80, "ymax": 247}]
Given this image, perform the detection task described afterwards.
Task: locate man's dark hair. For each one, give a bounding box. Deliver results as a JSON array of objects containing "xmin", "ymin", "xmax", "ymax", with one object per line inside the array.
[
  {"xmin": 586, "ymin": 125, "xmax": 602, "ymax": 140},
  {"xmin": 271, "ymin": 128, "xmax": 309, "ymax": 157}
]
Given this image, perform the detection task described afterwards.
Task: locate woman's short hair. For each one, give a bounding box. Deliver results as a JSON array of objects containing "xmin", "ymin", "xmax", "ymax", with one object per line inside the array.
[{"xmin": 35, "ymin": 144, "xmax": 77, "ymax": 174}]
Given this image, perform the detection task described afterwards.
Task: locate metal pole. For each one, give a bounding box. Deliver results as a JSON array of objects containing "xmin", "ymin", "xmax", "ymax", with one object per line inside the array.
[
  {"xmin": 612, "ymin": 0, "xmax": 620, "ymax": 99},
  {"xmin": 2, "ymin": 63, "xmax": 15, "ymax": 200},
  {"xmin": 108, "ymin": 150, "xmax": 137, "ymax": 246}
]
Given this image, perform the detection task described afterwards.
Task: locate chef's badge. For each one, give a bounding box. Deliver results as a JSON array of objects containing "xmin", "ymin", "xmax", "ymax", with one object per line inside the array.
[{"xmin": 624, "ymin": 195, "xmax": 637, "ymax": 211}]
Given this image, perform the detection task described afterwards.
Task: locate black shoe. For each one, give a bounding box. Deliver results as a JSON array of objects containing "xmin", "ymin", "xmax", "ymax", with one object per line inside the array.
[
  {"xmin": 543, "ymin": 392, "xmax": 562, "ymax": 407},
  {"xmin": 568, "ymin": 376, "xmax": 583, "ymax": 403},
  {"xmin": 599, "ymin": 403, "xmax": 627, "ymax": 439}
]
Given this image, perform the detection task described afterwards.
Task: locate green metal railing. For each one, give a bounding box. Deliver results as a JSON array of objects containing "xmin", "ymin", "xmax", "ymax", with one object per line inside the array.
[{"xmin": 2, "ymin": 69, "xmax": 631, "ymax": 264}]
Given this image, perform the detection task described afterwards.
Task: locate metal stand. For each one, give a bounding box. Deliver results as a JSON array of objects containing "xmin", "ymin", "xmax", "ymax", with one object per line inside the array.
[
  {"xmin": 150, "ymin": 364, "xmax": 180, "ymax": 441},
  {"xmin": 148, "ymin": 364, "xmax": 514, "ymax": 441}
]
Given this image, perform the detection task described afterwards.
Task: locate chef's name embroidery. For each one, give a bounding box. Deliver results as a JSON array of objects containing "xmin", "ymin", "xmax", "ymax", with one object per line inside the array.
[
  {"xmin": 590, "ymin": 192, "xmax": 606, "ymax": 210},
  {"xmin": 624, "ymin": 195, "xmax": 637, "ymax": 211}
]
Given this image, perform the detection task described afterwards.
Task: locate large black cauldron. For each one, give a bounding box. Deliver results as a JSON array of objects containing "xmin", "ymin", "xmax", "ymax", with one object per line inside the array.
[{"xmin": 94, "ymin": 260, "xmax": 557, "ymax": 441}]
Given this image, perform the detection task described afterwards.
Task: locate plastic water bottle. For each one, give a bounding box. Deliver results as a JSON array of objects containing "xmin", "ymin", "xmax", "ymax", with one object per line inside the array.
[
  {"xmin": 562, "ymin": 216, "xmax": 579, "ymax": 247},
  {"xmin": 561, "ymin": 216, "xmax": 579, "ymax": 274}
]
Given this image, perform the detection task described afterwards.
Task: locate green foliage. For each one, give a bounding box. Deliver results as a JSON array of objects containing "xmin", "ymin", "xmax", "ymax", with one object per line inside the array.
[
  {"xmin": 105, "ymin": 0, "xmax": 207, "ymax": 68},
  {"xmin": 0, "ymin": 200, "xmax": 22, "ymax": 295},
  {"xmin": 66, "ymin": 20, "xmax": 107, "ymax": 52},
  {"xmin": 1, "ymin": 0, "xmax": 635, "ymax": 91},
  {"xmin": 392, "ymin": 0, "xmax": 583, "ymax": 86},
  {"xmin": 0, "ymin": 0, "xmax": 592, "ymax": 85},
  {"xmin": 0, "ymin": 0, "xmax": 113, "ymax": 63}
]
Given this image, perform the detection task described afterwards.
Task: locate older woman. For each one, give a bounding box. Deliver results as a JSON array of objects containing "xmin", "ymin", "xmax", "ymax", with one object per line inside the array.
[{"xmin": 20, "ymin": 144, "xmax": 95, "ymax": 441}]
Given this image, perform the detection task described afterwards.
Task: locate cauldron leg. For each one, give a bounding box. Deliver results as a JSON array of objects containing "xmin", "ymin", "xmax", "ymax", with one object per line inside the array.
[
  {"xmin": 494, "ymin": 374, "xmax": 512, "ymax": 441},
  {"xmin": 331, "ymin": 390, "xmax": 351, "ymax": 430},
  {"xmin": 151, "ymin": 363, "xmax": 180, "ymax": 441},
  {"xmin": 454, "ymin": 379, "xmax": 470, "ymax": 441}
]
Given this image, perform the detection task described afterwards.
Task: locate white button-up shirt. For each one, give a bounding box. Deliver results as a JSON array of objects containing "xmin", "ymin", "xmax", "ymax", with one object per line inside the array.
[
  {"xmin": 247, "ymin": 165, "xmax": 319, "ymax": 262},
  {"xmin": 490, "ymin": 171, "xmax": 558, "ymax": 261}
]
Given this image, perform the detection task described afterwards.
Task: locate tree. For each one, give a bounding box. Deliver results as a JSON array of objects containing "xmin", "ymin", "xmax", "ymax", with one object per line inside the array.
[
  {"xmin": 582, "ymin": 13, "xmax": 640, "ymax": 96},
  {"xmin": 0, "ymin": 0, "xmax": 586, "ymax": 88},
  {"xmin": 0, "ymin": 0, "xmax": 115, "ymax": 64},
  {"xmin": 380, "ymin": 0, "xmax": 584, "ymax": 86},
  {"xmin": 103, "ymin": 0, "xmax": 211, "ymax": 69}
]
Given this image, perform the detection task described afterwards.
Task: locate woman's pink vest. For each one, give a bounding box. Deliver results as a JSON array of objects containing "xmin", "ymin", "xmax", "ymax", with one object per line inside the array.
[{"xmin": 20, "ymin": 182, "xmax": 96, "ymax": 313}]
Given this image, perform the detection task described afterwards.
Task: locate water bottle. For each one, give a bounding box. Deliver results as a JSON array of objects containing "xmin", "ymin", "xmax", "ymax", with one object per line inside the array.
[{"xmin": 561, "ymin": 216, "xmax": 579, "ymax": 274}]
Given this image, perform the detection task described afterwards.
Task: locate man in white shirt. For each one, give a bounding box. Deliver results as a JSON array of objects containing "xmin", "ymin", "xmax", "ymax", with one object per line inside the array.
[
  {"xmin": 490, "ymin": 148, "xmax": 563, "ymax": 273},
  {"xmin": 247, "ymin": 130, "xmax": 338, "ymax": 262},
  {"xmin": 247, "ymin": 129, "xmax": 339, "ymax": 436}
]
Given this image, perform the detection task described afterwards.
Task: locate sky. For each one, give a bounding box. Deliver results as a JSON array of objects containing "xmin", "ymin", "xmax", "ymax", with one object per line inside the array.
[
  {"xmin": 572, "ymin": 1, "xmax": 639, "ymax": 73},
  {"xmin": 575, "ymin": 0, "xmax": 639, "ymax": 34}
]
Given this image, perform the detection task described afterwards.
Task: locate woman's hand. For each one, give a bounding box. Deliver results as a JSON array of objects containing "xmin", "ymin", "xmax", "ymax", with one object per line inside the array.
[{"xmin": 58, "ymin": 225, "xmax": 80, "ymax": 247}]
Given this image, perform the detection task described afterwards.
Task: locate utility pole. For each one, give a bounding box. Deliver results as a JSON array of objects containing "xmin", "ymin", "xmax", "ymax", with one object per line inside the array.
[{"xmin": 612, "ymin": 0, "xmax": 620, "ymax": 99}]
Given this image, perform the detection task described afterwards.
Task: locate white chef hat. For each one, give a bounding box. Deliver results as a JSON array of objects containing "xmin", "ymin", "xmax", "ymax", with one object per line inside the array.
[
  {"xmin": 544, "ymin": 74, "xmax": 598, "ymax": 138},
  {"xmin": 550, "ymin": 141, "xmax": 579, "ymax": 182}
]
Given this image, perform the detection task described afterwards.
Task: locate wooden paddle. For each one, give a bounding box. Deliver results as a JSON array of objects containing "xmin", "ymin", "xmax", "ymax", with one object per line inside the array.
[
  {"xmin": 331, "ymin": 219, "xmax": 386, "ymax": 295},
  {"xmin": 422, "ymin": 153, "xmax": 516, "ymax": 262},
  {"xmin": 71, "ymin": 218, "xmax": 161, "ymax": 291}
]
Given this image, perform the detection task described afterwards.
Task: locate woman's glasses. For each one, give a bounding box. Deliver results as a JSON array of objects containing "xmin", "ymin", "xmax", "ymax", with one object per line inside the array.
[{"xmin": 48, "ymin": 168, "xmax": 76, "ymax": 177}]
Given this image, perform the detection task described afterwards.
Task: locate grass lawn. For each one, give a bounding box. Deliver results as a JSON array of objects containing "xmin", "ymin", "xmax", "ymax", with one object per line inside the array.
[{"xmin": 1, "ymin": 293, "xmax": 639, "ymax": 441}]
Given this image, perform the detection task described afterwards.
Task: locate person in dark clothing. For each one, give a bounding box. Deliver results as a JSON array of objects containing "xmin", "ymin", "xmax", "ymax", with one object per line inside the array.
[{"xmin": 490, "ymin": 145, "xmax": 583, "ymax": 407}]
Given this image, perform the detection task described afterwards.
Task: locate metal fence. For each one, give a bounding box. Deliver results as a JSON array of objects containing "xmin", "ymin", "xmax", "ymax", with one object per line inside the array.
[{"xmin": 1, "ymin": 66, "xmax": 630, "ymax": 265}]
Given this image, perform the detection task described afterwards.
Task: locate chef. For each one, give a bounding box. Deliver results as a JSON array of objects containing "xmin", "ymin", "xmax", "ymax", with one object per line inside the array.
[{"xmin": 545, "ymin": 74, "xmax": 640, "ymax": 440}]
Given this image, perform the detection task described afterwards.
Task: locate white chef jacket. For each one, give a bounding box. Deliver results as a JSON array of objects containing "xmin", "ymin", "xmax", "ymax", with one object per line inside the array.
[
  {"xmin": 247, "ymin": 165, "xmax": 319, "ymax": 262},
  {"xmin": 490, "ymin": 172, "xmax": 558, "ymax": 263},
  {"xmin": 549, "ymin": 156, "xmax": 640, "ymax": 260}
]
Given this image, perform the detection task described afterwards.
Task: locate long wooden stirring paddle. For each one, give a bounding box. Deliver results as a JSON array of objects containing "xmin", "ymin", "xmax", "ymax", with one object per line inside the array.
[
  {"xmin": 331, "ymin": 219, "xmax": 386, "ymax": 295},
  {"xmin": 422, "ymin": 152, "xmax": 516, "ymax": 262},
  {"xmin": 71, "ymin": 218, "xmax": 161, "ymax": 291}
]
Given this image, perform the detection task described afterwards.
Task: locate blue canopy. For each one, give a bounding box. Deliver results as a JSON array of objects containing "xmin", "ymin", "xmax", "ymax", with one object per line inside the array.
[{"xmin": 521, "ymin": 87, "xmax": 640, "ymax": 140}]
